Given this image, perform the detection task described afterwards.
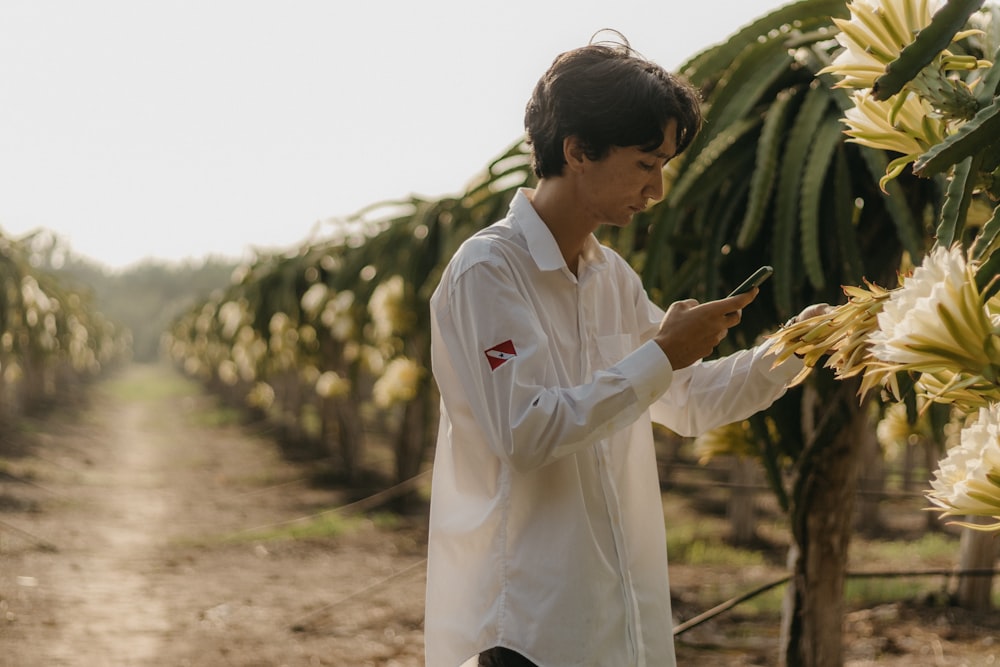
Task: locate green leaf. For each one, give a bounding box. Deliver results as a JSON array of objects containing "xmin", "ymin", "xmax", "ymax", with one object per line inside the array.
[
  {"xmin": 832, "ymin": 146, "xmax": 865, "ymax": 284},
  {"xmin": 645, "ymin": 234, "xmax": 706, "ymax": 305},
  {"xmin": 680, "ymin": 0, "xmax": 851, "ymax": 85},
  {"xmin": 800, "ymin": 114, "xmax": 845, "ymax": 290},
  {"xmin": 739, "ymin": 87, "xmax": 800, "ymax": 249},
  {"xmin": 773, "ymin": 83, "xmax": 832, "ymax": 315},
  {"xmin": 974, "ymin": 238, "xmax": 1000, "ymax": 300},
  {"xmin": 914, "ymin": 96, "xmax": 1000, "ymax": 177},
  {"xmin": 707, "ymin": 176, "xmax": 753, "ymax": 298},
  {"xmin": 677, "ymin": 3, "xmax": 841, "ymax": 183},
  {"xmin": 873, "ymin": 0, "xmax": 987, "ymax": 100},
  {"xmin": 642, "ymin": 202, "xmax": 699, "ymax": 299},
  {"xmin": 666, "ymin": 116, "xmax": 762, "ymax": 207},
  {"xmin": 976, "ymin": 46, "xmax": 1000, "ymax": 106},
  {"xmin": 971, "ymin": 203, "xmax": 1000, "ymax": 262},
  {"xmin": 982, "ymin": 138, "xmax": 1000, "ymax": 174},
  {"xmin": 935, "ymin": 154, "xmax": 984, "ymax": 249},
  {"xmin": 859, "ymin": 148, "xmax": 925, "ymax": 259},
  {"xmin": 674, "ymin": 38, "xmax": 793, "ymax": 196},
  {"xmin": 706, "ymin": 44, "xmax": 796, "ymax": 141}
]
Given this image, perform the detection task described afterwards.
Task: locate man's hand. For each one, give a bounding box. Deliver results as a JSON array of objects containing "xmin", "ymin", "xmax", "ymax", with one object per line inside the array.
[
  {"xmin": 654, "ymin": 289, "xmax": 758, "ymax": 370},
  {"xmin": 791, "ymin": 303, "xmax": 832, "ymax": 323}
]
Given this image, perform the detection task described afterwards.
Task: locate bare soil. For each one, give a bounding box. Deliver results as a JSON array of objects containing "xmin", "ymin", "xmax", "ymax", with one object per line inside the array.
[
  {"xmin": 1, "ymin": 363, "xmax": 998, "ymax": 666},
  {"xmin": 1, "ymin": 365, "xmax": 426, "ymax": 666}
]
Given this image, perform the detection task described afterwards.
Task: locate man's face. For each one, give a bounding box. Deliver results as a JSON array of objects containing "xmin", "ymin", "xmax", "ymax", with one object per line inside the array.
[{"xmin": 576, "ymin": 118, "xmax": 678, "ymax": 229}]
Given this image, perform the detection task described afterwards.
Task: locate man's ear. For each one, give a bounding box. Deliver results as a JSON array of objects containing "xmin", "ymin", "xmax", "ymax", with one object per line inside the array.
[{"xmin": 563, "ymin": 136, "xmax": 587, "ymax": 173}]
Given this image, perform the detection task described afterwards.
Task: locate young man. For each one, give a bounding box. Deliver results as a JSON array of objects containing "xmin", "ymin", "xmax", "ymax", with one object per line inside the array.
[{"xmin": 425, "ymin": 35, "xmax": 817, "ymax": 667}]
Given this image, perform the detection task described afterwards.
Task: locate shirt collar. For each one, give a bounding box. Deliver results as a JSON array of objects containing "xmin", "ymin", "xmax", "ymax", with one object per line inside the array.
[{"xmin": 510, "ymin": 188, "xmax": 607, "ymax": 273}]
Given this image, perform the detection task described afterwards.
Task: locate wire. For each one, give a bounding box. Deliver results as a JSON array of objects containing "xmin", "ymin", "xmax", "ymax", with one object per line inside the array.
[
  {"xmin": 288, "ymin": 558, "xmax": 427, "ymax": 632},
  {"xmin": 672, "ymin": 568, "xmax": 1000, "ymax": 636},
  {"xmin": 231, "ymin": 469, "xmax": 431, "ymax": 537}
]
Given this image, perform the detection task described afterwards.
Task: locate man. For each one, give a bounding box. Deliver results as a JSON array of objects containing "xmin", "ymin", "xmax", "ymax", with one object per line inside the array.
[{"xmin": 425, "ymin": 34, "xmax": 816, "ymax": 667}]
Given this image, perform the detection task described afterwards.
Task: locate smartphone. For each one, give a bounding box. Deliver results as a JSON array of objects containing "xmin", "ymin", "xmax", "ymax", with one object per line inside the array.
[{"xmin": 727, "ymin": 265, "xmax": 773, "ymax": 297}]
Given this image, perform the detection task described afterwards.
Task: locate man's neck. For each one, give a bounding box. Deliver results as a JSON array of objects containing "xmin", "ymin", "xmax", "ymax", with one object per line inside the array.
[{"xmin": 527, "ymin": 180, "xmax": 595, "ymax": 276}]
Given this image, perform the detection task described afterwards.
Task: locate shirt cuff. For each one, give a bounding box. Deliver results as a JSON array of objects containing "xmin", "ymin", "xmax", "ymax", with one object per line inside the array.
[
  {"xmin": 615, "ymin": 340, "xmax": 674, "ymax": 405},
  {"xmin": 756, "ymin": 337, "xmax": 807, "ymax": 384}
]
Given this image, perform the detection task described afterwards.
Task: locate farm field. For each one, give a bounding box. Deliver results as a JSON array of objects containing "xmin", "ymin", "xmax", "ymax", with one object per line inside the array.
[{"xmin": 1, "ymin": 363, "xmax": 998, "ymax": 666}]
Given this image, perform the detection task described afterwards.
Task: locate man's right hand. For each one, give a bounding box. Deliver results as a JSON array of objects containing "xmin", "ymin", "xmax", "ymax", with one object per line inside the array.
[{"xmin": 654, "ymin": 289, "xmax": 758, "ymax": 370}]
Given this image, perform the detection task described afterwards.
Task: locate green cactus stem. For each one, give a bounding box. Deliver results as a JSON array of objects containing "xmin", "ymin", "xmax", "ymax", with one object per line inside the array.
[{"xmin": 873, "ymin": 0, "xmax": 986, "ymax": 101}]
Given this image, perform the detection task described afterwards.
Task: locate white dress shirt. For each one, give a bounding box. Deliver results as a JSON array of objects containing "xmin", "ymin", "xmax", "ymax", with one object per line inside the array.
[{"xmin": 425, "ymin": 189, "xmax": 802, "ymax": 667}]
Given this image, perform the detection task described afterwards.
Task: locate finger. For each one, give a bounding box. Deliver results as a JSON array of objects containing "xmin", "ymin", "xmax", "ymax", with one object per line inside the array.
[
  {"xmin": 695, "ymin": 290, "xmax": 756, "ymax": 318},
  {"xmin": 716, "ymin": 288, "xmax": 757, "ymax": 312}
]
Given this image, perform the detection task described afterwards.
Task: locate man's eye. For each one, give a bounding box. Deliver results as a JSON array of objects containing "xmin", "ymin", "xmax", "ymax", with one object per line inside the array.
[{"xmin": 639, "ymin": 162, "xmax": 656, "ymax": 171}]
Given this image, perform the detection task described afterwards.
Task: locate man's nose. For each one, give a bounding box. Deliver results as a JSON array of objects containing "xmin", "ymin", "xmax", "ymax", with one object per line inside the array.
[{"xmin": 646, "ymin": 169, "xmax": 665, "ymax": 203}]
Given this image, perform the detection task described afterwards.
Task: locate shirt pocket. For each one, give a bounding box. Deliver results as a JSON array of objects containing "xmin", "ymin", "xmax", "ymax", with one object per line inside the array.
[{"xmin": 596, "ymin": 333, "xmax": 633, "ymax": 367}]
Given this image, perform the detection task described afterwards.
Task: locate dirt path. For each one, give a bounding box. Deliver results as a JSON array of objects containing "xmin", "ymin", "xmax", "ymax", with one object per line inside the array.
[{"xmin": 0, "ymin": 364, "xmax": 427, "ymax": 667}]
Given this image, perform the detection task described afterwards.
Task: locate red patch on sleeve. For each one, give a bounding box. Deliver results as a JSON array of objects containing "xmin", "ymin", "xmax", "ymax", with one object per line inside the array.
[{"xmin": 484, "ymin": 339, "xmax": 517, "ymax": 371}]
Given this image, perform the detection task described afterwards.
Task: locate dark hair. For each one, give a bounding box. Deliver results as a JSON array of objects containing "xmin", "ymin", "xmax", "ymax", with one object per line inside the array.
[{"xmin": 524, "ymin": 31, "xmax": 702, "ymax": 179}]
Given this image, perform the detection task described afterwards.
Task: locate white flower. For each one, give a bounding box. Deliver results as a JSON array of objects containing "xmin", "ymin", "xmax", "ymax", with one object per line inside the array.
[
  {"xmin": 692, "ymin": 420, "xmax": 758, "ymax": 464},
  {"xmin": 300, "ymin": 364, "xmax": 320, "ymax": 385},
  {"xmin": 320, "ymin": 290, "xmax": 356, "ymax": 342},
  {"xmin": 315, "ymin": 370, "xmax": 350, "ymax": 399},
  {"xmin": 269, "ymin": 312, "xmax": 292, "ymax": 336},
  {"xmin": 195, "ymin": 309, "xmax": 214, "ymax": 335},
  {"xmin": 298, "ymin": 324, "xmax": 317, "ymax": 346},
  {"xmin": 183, "ymin": 356, "xmax": 203, "ymax": 378},
  {"xmin": 246, "ymin": 381, "xmax": 275, "ymax": 410},
  {"xmin": 218, "ymin": 300, "xmax": 246, "ymax": 340},
  {"xmin": 927, "ymin": 404, "xmax": 1000, "ymax": 530},
  {"xmin": 869, "ymin": 246, "xmax": 1000, "ymax": 380},
  {"xmin": 914, "ymin": 369, "xmax": 1000, "ymax": 413},
  {"xmin": 4, "ymin": 360, "xmax": 23, "ymax": 383},
  {"xmin": 232, "ymin": 344, "xmax": 258, "ymax": 383},
  {"xmin": 820, "ymin": 0, "xmax": 935, "ymax": 89},
  {"xmin": 877, "ymin": 401, "xmax": 923, "ymax": 458},
  {"xmin": 368, "ymin": 276, "xmax": 410, "ymax": 342},
  {"xmin": 842, "ymin": 91, "xmax": 944, "ymax": 156},
  {"xmin": 300, "ymin": 282, "xmax": 329, "ymax": 316},
  {"xmin": 372, "ymin": 356, "xmax": 422, "ymax": 408},
  {"xmin": 20, "ymin": 276, "xmax": 53, "ymax": 312},
  {"xmin": 217, "ymin": 359, "xmax": 239, "ymax": 386},
  {"xmin": 361, "ymin": 344, "xmax": 386, "ymax": 374},
  {"xmin": 841, "ymin": 91, "xmax": 946, "ymax": 188}
]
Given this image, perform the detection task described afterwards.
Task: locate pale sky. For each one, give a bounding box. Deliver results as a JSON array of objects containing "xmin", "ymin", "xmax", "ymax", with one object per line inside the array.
[{"xmin": 0, "ymin": 0, "xmax": 795, "ymax": 269}]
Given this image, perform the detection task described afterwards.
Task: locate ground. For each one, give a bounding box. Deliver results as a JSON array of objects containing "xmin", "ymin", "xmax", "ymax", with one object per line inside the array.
[
  {"xmin": 1, "ymin": 365, "xmax": 425, "ymax": 667},
  {"xmin": 0, "ymin": 364, "xmax": 998, "ymax": 666}
]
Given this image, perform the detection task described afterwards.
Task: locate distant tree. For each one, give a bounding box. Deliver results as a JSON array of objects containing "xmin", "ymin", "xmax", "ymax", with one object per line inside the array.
[
  {"xmin": 17, "ymin": 227, "xmax": 242, "ymax": 363},
  {"xmin": 0, "ymin": 229, "xmax": 130, "ymax": 435}
]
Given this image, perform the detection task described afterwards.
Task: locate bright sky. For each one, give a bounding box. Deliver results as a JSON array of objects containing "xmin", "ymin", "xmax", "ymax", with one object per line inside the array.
[{"xmin": 0, "ymin": 0, "xmax": 793, "ymax": 269}]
